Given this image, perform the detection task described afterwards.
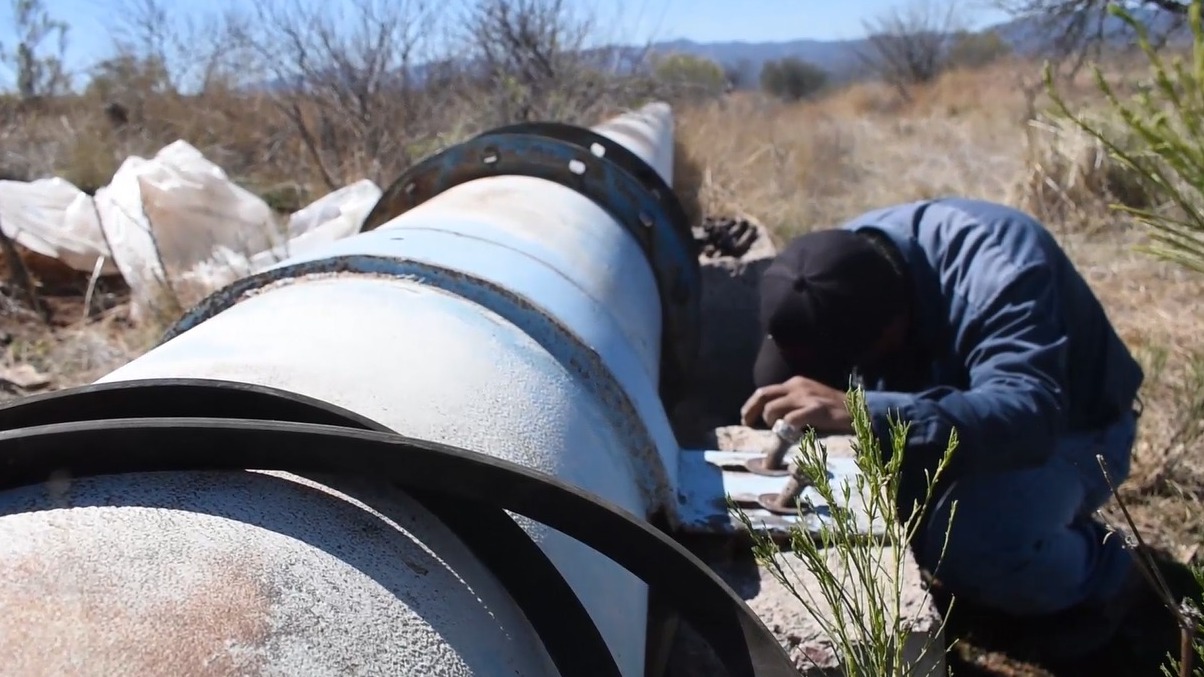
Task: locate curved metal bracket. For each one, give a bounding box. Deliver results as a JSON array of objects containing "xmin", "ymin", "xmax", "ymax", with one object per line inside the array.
[
  {"xmin": 0, "ymin": 378, "xmax": 622, "ymax": 677},
  {"xmin": 471, "ymin": 121, "xmax": 696, "ymax": 257}
]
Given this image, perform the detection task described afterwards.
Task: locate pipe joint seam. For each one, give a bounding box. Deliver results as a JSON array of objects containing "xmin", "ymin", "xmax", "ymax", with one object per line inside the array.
[{"xmin": 159, "ymin": 255, "xmax": 677, "ymax": 516}]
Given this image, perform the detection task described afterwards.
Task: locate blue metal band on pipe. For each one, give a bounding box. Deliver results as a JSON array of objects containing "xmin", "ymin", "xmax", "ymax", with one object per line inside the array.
[{"xmin": 161, "ymin": 248, "xmax": 679, "ymax": 515}]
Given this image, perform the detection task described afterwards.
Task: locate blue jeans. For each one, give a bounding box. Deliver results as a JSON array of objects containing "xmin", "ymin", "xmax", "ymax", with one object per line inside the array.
[{"xmin": 917, "ymin": 411, "xmax": 1139, "ymax": 616}]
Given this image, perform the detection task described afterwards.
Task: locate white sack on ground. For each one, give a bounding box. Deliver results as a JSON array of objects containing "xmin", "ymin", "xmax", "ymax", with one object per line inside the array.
[
  {"xmin": 285, "ymin": 179, "xmax": 381, "ymax": 239},
  {"xmin": 2, "ymin": 140, "xmax": 380, "ymax": 325},
  {"xmin": 0, "ymin": 178, "xmax": 118, "ymax": 275},
  {"xmin": 95, "ymin": 140, "xmax": 283, "ymax": 323},
  {"xmin": 255, "ymin": 178, "xmax": 382, "ymax": 265},
  {"xmin": 175, "ymin": 179, "xmax": 383, "ymax": 298}
]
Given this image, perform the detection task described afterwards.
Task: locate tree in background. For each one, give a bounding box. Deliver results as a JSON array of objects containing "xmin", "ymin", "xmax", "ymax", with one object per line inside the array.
[
  {"xmin": 235, "ymin": 0, "xmax": 439, "ymax": 191},
  {"xmin": 111, "ymin": 0, "xmax": 249, "ymax": 97},
  {"xmin": 991, "ymin": 0, "xmax": 1189, "ymax": 78},
  {"xmin": 946, "ymin": 29, "xmax": 1013, "ymax": 69},
  {"xmin": 652, "ymin": 53, "xmax": 728, "ymax": 102},
  {"xmin": 723, "ymin": 58, "xmax": 756, "ymax": 90},
  {"xmin": 858, "ymin": 0, "xmax": 963, "ymax": 100},
  {"xmin": 0, "ymin": 0, "xmax": 69, "ymax": 101},
  {"xmin": 759, "ymin": 57, "xmax": 828, "ymax": 102}
]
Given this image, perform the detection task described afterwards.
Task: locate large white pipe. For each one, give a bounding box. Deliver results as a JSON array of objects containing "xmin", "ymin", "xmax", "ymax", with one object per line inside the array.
[{"xmin": 0, "ymin": 104, "xmax": 690, "ymax": 676}]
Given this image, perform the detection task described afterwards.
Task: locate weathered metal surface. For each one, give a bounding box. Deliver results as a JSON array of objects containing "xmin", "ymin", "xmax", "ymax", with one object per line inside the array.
[
  {"xmin": 164, "ymin": 251, "xmax": 676, "ymax": 515},
  {"xmin": 0, "ymin": 469, "xmax": 561, "ymax": 676},
  {"xmin": 676, "ymin": 449, "xmax": 889, "ymax": 540},
  {"xmin": 92, "ymin": 275, "xmax": 653, "ymax": 675},
  {"xmin": 0, "ymin": 376, "xmax": 622, "ymax": 677}
]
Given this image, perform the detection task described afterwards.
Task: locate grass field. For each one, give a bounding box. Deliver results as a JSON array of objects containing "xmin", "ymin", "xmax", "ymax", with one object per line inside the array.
[{"xmin": 2, "ymin": 52, "xmax": 1202, "ymax": 674}]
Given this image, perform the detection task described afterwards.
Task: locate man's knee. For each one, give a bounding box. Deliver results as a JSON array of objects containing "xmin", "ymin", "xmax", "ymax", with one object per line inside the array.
[
  {"xmin": 919, "ymin": 522, "xmax": 1063, "ymax": 615},
  {"xmin": 917, "ymin": 492, "xmax": 1129, "ymax": 617},
  {"xmin": 917, "ymin": 497, "xmax": 1027, "ymax": 602},
  {"xmin": 1061, "ymin": 411, "xmax": 1138, "ymax": 511}
]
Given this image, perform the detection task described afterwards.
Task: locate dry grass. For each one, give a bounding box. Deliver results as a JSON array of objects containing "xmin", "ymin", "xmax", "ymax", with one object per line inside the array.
[{"xmin": 1, "ymin": 52, "xmax": 1203, "ymax": 672}]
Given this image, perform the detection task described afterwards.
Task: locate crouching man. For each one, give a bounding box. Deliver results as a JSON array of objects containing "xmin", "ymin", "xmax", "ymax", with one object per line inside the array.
[{"xmin": 739, "ymin": 197, "xmax": 1160, "ymax": 664}]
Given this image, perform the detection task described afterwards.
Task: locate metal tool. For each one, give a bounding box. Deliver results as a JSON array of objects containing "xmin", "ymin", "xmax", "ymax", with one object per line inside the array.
[
  {"xmin": 733, "ymin": 419, "xmax": 814, "ymax": 516},
  {"xmin": 754, "ymin": 455, "xmax": 812, "ymax": 516},
  {"xmin": 745, "ymin": 418, "xmax": 803, "ymax": 476}
]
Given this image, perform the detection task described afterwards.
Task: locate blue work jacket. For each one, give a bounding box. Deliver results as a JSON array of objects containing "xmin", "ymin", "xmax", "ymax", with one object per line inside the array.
[{"xmin": 839, "ymin": 198, "xmax": 1144, "ymax": 476}]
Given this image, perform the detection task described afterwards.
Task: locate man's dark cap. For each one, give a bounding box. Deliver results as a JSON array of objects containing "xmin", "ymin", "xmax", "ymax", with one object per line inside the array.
[{"xmin": 754, "ymin": 228, "xmax": 909, "ymax": 388}]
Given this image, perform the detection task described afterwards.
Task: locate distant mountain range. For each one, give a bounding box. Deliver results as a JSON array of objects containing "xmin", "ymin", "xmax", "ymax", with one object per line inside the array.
[
  {"xmin": 259, "ymin": 6, "xmax": 1188, "ymax": 93},
  {"xmin": 642, "ymin": 6, "xmax": 1188, "ymax": 84}
]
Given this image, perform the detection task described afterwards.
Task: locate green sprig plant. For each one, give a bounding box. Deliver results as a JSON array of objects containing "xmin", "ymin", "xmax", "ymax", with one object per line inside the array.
[{"xmin": 730, "ymin": 386, "xmax": 959, "ymax": 676}]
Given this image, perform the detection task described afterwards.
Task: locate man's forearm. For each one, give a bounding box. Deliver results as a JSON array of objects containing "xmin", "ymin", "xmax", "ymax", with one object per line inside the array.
[{"xmin": 863, "ymin": 386, "xmax": 1063, "ymax": 475}]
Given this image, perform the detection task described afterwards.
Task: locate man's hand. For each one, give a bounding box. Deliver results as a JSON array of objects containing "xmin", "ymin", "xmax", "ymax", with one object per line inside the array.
[{"xmin": 740, "ymin": 376, "xmax": 853, "ymax": 435}]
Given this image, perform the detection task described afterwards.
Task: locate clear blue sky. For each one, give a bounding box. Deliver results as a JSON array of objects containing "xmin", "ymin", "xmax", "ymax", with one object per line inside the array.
[{"xmin": 0, "ymin": 0, "xmax": 1012, "ymax": 87}]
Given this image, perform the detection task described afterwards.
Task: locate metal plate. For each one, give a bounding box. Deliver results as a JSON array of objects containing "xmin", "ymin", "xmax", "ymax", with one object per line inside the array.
[{"xmin": 676, "ymin": 449, "xmax": 888, "ymax": 541}]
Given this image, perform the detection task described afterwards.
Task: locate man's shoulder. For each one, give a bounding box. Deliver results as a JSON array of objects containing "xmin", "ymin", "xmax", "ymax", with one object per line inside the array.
[
  {"xmin": 841, "ymin": 198, "xmax": 1059, "ymax": 266},
  {"xmin": 839, "ymin": 198, "xmax": 1070, "ymax": 316},
  {"xmin": 836, "ymin": 199, "xmax": 930, "ymax": 235}
]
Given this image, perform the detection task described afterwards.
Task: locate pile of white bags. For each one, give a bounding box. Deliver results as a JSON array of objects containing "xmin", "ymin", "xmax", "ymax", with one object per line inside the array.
[{"xmin": 0, "ymin": 140, "xmax": 381, "ymax": 323}]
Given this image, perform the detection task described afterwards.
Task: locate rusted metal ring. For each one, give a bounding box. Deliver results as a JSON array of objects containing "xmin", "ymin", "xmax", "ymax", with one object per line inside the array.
[
  {"xmin": 471, "ymin": 121, "xmax": 695, "ymax": 255},
  {"xmin": 360, "ymin": 132, "xmax": 701, "ymax": 403}
]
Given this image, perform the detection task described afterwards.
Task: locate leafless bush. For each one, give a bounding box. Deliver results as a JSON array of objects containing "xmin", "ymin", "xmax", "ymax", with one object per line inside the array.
[
  {"xmin": 452, "ymin": 0, "xmax": 660, "ymax": 129},
  {"xmin": 111, "ymin": 0, "xmax": 249, "ymax": 96},
  {"xmin": 858, "ymin": 0, "xmax": 964, "ymax": 100},
  {"xmin": 234, "ymin": 0, "xmax": 440, "ymax": 190},
  {"xmin": 0, "ymin": 0, "xmax": 70, "ymax": 103},
  {"xmin": 989, "ymin": 0, "xmax": 1188, "ymax": 80}
]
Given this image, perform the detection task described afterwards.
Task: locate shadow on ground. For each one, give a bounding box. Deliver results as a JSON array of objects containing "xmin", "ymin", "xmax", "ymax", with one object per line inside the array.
[
  {"xmin": 942, "ymin": 545, "xmax": 1203, "ymax": 677},
  {"xmin": 664, "ymin": 538, "xmax": 764, "ymax": 677}
]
